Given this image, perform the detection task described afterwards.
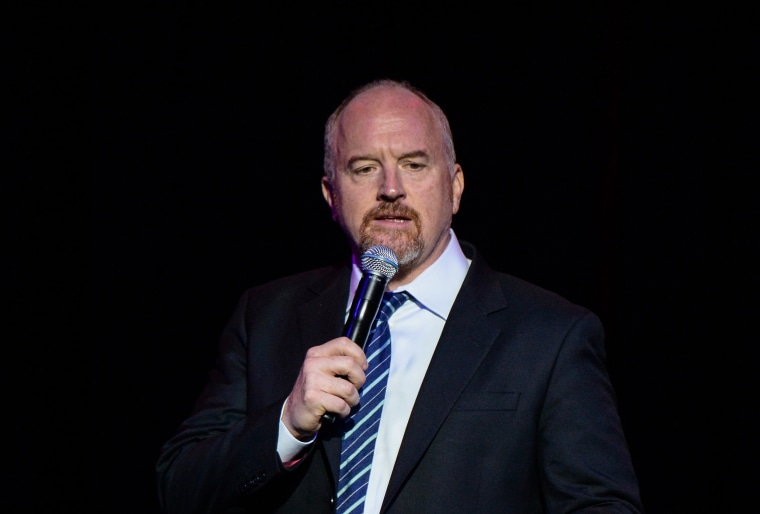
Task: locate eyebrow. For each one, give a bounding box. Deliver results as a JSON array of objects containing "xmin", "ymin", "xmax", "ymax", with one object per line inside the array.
[
  {"xmin": 347, "ymin": 150, "xmax": 430, "ymax": 169},
  {"xmin": 398, "ymin": 150, "xmax": 430, "ymax": 161}
]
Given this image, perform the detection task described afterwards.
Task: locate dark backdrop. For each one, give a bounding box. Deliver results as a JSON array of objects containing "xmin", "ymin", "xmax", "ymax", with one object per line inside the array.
[{"xmin": 32, "ymin": 2, "xmax": 751, "ymax": 513}]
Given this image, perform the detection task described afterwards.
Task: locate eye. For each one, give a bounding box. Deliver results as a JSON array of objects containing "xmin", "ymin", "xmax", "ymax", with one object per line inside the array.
[
  {"xmin": 354, "ymin": 165, "xmax": 375, "ymax": 175},
  {"xmin": 404, "ymin": 161, "xmax": 426, "ymax": 171}
]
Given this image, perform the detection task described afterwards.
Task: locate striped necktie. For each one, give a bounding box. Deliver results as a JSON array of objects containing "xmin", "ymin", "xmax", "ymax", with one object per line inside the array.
[{"xmin": 336, "ymin": 291, "xmax": 410, "ymax": 514}]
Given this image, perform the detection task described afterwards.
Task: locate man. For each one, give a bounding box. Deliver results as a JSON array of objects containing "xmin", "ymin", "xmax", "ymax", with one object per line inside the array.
[{"xmin": 156, "ymin": 79, "xmax": 643, "ymax": 513}]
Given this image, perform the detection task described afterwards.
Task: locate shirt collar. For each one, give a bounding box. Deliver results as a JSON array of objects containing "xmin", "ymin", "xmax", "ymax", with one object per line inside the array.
[{"xmin": 348, "ymin": 229, "xmax": 471, "ymax": 321}]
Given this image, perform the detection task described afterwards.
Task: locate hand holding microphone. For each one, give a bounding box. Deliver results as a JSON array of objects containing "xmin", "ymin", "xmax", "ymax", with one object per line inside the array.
[
  {"xmin": 282, "ymin": 246, "xmax": 399, "ymax": 435},
  {"xmin": 321, "ymin": 245, "xmax": 399, "ymax": 424}
]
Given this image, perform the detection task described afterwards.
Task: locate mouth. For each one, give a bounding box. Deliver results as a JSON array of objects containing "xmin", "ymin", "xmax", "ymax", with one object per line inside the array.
[{"xmin": 375, "ymin": 214, "xmax": 410, "ymax": 223}]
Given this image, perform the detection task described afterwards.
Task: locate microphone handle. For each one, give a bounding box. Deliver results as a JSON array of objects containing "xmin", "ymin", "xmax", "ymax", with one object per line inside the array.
[{"xmin": 342, "ymin": 272, "xmax": 388, "ymax": 349}]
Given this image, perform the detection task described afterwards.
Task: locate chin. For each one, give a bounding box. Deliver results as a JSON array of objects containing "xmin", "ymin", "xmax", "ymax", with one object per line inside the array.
[{"xmin": 361, "ymin": 231, "xmax": 422, "ymax": 265}]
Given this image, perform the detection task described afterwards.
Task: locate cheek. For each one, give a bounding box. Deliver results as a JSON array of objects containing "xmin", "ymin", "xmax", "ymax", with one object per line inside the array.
[
  {"xmin": 416, "ymin": 178, "xmax": 454, "ymax": 213},
  {"xmin": 331, "ymin": 189, "xmax": 366, "ymax": 224}
]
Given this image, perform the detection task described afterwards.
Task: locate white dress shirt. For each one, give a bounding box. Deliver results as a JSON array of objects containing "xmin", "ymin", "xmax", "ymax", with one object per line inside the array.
[{"xmin": 278, "ymin": 229, "xmax": 471, "ymax": 513}]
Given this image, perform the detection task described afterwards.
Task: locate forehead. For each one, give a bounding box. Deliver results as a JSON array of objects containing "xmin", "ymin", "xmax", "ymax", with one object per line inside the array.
[{"xmin": 336, "ymin": 87, "xmax": 440, "ymax": 146}]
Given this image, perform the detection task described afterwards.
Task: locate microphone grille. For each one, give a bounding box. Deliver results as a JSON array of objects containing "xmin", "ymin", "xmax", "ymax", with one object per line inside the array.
[{"xmin": 361, "ymin": 245, "xmax": 399, "ymax": 279}]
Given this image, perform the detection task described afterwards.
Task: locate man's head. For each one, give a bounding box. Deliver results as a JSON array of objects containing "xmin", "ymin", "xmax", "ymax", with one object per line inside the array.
[{"xmin": 321, "ymin": 79, "xmax": 464, "ymax": 286}]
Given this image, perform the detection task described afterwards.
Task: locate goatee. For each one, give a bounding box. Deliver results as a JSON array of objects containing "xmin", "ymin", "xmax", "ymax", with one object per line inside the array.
[{"xmin": 359, "ymin": 203, "xmax": 423, "ymax": 270}]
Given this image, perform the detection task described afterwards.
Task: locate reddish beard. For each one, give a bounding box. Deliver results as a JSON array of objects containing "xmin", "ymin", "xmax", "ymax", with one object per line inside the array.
[{"xmin": 359, "ymin": 203, "xmax": 423, "ymax": 266}]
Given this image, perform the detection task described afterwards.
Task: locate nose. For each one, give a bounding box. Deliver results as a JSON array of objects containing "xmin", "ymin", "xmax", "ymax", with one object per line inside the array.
[{"xmin": 378, "ymin": 167, "xmax": 405, "ymax": 201}]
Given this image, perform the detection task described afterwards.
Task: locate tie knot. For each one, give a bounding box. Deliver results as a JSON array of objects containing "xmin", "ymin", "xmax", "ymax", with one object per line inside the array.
[{"xmin": 376, "ymin": 291, "xmax": 411, "ymax": 323}]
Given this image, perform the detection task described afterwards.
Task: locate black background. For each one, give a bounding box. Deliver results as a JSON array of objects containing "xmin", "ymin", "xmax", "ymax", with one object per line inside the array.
[{"xmin": 12, "ymin": 2, "xmax": 759, "ymax": 513}]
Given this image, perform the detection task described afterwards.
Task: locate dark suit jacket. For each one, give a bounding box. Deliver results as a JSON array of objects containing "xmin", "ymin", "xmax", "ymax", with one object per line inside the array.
[{"xmin": 156, "ymin": 241, "xmax": 643, "ymax": 513}]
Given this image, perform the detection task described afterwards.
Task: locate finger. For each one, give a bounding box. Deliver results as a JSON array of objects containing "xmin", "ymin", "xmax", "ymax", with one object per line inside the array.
[
  {"xmin": 308, "ymin": 337, "xmax": 368, "ymax": 368},
  {"xmin": 284, "ymin": 348, "xmax": 366, "ymax": 433}
]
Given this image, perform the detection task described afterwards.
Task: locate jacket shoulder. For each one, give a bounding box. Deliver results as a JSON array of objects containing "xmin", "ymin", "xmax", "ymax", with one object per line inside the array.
[{"xmin": 461, "ymin": 240, "xmax": 599, "ymax": 321}]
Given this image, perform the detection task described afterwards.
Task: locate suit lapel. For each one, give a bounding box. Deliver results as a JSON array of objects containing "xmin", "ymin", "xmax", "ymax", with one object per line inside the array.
[{"xmin": 381, "ymin": 253, "xmax": 508, "ymax": 511}]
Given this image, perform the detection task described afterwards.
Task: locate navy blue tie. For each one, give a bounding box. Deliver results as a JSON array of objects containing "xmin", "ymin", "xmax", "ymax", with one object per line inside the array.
[{"xmin": 336, "ymin": 291, "xmax": 410, "ymax": 514}]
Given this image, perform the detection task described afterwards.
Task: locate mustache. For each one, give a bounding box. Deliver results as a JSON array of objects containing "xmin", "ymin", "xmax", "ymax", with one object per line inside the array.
[{"xmin": 363, "ymin": 202, "xmax": 419, "ymax": 223}]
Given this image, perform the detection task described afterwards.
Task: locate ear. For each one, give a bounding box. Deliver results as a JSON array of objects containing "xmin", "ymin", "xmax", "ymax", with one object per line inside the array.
[
  {"xmin": 321, "ymin": 176, "xmax": 337, "ymax": 219},
  {"xmin": 451, "ymin": 164, "xmax": 464, "ymax": 214},
  {"xmin": 321, "ymin": 176, "xmax": 333, "ymax": 206}
]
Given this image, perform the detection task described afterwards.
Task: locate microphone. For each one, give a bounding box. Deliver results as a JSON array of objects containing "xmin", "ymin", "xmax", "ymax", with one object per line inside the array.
[
  {"xmin": 343, "ymin": 245, "xmax": 400, "ymax": 348},
  {"xmin": 322, "ymin": 245, "xmax": 399, "ymax": 424}
]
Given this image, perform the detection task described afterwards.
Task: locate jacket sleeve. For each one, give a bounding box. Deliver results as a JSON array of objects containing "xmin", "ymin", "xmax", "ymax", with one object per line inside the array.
[
  {"xmin": 154, "ymin": 290, "xmax": 307, "ymax": 514},
  {"xmin": 539, "ymin": 309, "xmax": 643, "ymax": 513}
]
